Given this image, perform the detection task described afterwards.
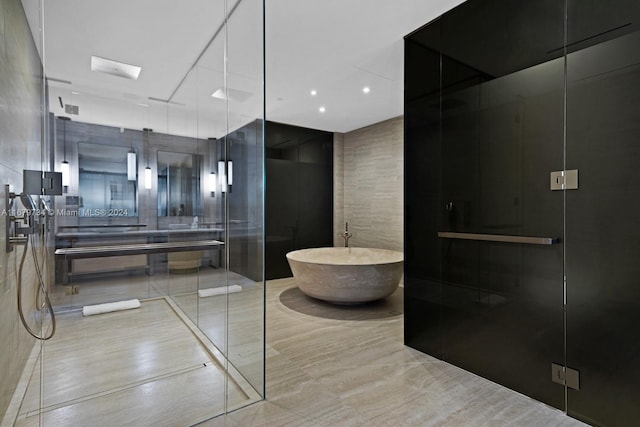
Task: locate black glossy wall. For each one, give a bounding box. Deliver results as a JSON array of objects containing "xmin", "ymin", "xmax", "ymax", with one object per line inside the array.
[
  {"xmin": 265, "ymin": 122, "xmax": 333, "ymax": 279},
  {"xmin": 404, "ymin": 1, "xmax": 640, "ymax": 425},
  {"xmin": 226, "ymin": 120, "xmax": 264, "ymax": 282}
]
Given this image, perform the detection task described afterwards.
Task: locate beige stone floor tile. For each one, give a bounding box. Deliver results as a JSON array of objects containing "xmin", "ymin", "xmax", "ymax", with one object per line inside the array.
[
  {"xmin": 21, "ymin": 300, "xmax": 214, "ymax": 413},
  {"xmin": 10, "ymin": 272, "xmax": 590, "ymax": 426},
  {"xmin": 18, "ymin": 364, "xmax": 230, "ymax": 427},
  {"xmin": 14, "ymin": 297, "xmax": 254, "ymax": 426},
  {"xmin": 239, "ymin": 277, "xmax": 587, "ymax": 427}
]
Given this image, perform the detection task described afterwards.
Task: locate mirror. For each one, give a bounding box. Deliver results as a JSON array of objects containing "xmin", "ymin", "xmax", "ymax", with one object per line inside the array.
[
  {"xmin": 78, "ymin": 142, "xmax": 138, "ymax": 217},
  {"xmin": 157, "ymin": 151, "xmax": 203, "ymax": 217}
]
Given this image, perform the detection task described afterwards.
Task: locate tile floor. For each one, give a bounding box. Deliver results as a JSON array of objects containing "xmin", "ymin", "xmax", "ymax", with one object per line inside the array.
[
  {"xmin": 11, "ymin": 298, "xmax": 257, "ymax": 427},
  {"xmin": 201, "ymin": 278, "xmax": 588, "ymax": 427},
  {"xmin": 8, "ymin": 271, "xmax": 589, "ymax": 426}
]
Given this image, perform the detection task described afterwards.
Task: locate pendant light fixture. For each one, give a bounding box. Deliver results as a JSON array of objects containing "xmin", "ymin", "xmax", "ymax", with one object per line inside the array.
[
  {"xmin": 143, "ymin": 128, "xmax": 152, "ymax": 189},
  {"xmin": 60, "ymin": 160, "xmax": 70, "ymax": 187},
  {"xmin": 127, "ymin": 151, "xmax": 137, "ymax": 181},
  {"xmin": 144, "ymin": 166, "xmax": 152, "ymax": 189},
  {"xmin": 127, "ymin": 134, "xmax": 136, "ymax": 182}
]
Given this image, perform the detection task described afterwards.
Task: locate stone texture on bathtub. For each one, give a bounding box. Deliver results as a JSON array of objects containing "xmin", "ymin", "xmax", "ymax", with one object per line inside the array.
[{"xmin": 287, "ymin": 248, "xmax": 403, "ymax": 304}]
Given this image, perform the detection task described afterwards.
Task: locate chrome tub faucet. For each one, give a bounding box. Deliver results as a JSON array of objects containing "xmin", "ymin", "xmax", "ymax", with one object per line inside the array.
[{"xmin": 340, "ymin": 222, "xmax": 352, "ymax": 247}]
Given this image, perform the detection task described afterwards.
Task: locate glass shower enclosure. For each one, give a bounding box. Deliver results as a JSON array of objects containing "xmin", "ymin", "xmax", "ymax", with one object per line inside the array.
[
  {"xmin": 1, "ymin": 0, "xmax": 264, "ymax": 425},
  {"xmin": 404, "ymin": 0, "xmax": 640, "ymax": 426}
]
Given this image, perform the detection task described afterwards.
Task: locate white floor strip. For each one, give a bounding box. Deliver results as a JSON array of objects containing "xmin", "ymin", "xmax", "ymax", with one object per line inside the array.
[
  {"xmin": 198, "ymin": 285, "xmax": 242, "ymax": 298},
  {"xmin": 82, "ymin": 299, "xmax": 141, "ymax": 316}
]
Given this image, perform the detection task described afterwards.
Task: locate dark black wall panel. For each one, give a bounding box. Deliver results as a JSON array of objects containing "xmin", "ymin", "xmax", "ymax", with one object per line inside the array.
[
  {"xmin": 265, "ymin": 122, "xmax": 333, "ymax": 280},
  {"xmin": 226, "ymin": 120, "xmax": 263, "ymax": 282},
  {"xmin": 405, "ymin": 0, "xmax": 640, "ymax": 424}
]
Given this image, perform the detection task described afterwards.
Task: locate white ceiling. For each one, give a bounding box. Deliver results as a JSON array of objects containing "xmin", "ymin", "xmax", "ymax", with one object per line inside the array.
[{"xmin": 21, "ymin": 0, "xmax": 465, "ymax": 137}]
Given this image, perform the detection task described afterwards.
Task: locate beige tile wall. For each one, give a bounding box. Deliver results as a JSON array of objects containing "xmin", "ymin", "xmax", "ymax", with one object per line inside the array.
[
  {"xmin": 334, "ymin": 116, "xmax": 403, "ymax": 252},
  {"xmin": 0, "ymin": 0, "xmax": 44, "ymax": 418},
  {"xmin": 333, "ymin": 133, "xmax": 345, "ymax": 246}
]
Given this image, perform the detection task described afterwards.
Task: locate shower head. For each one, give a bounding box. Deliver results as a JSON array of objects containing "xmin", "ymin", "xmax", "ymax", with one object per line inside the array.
[
  {"xmin": 40, "ymin": 198, "xmax": 53, "ymax": 216},
  {"xmin": 20, "ymin": 193, "xmax": 36, "ymax": 212}
]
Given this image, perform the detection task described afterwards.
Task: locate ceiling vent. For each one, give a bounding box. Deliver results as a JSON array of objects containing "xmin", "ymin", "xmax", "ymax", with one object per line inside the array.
[
  {"xmin": 91, "ymin": 56, "xmax": 142, "ymax": 80},
  {"xmin": 65, "ymin": 104, "xmax": 79, "ymax": 115}
]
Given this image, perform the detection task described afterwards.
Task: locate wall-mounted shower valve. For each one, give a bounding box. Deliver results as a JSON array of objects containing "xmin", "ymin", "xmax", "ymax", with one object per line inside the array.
[{"xmin": 5, "ymin": 184, "xmax": 38, "ymax": 252}]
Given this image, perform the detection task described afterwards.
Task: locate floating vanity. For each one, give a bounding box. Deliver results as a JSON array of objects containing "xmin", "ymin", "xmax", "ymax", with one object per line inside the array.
[{"xmin": 55, "ymin": 227, "xmax": 224, "ymax": 283}]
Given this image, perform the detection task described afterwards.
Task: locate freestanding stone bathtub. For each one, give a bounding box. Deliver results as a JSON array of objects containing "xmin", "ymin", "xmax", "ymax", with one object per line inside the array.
[{"xmin": 286, "ymin": 247, "xmax": 404, "ymax": 304}]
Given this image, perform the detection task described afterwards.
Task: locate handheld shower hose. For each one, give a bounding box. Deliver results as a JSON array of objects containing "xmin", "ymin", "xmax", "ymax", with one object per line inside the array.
[{"xmin": 15, "ymin": 195, "xmax": 56, "ymax": 341}]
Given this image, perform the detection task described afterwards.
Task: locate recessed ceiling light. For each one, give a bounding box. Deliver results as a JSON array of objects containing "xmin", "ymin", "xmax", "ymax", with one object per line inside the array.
[
  {"xmin": 319, "ymin": 106, "xmax": 326, "ymax": 113},
  {"xmin": 71, "ymin": 91, "xmax": 81, "ymax": 95},
  {"xmin": 91, "ymin": 56, "xmax": 141, "ymax": 80},
  {"xmin": 363, "ymin": 86, "xmax": 371, "ymax": 94},
  {"xmin": 310, "ymin": 89, "xmax": 317, "ymax": 96}
]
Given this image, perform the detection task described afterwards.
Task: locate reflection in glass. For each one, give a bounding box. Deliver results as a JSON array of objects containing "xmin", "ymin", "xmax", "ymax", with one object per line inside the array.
[
  {"xmin": 218, "ymin": 160, "xmax": 227, "ymax": 193},
  {"xmin": 78, "ymin": 142, "xmax": 137, "ymax": 217},
  {"xmin": 157, "ymin": 151, "xmax": 203, "ymax": 217}
]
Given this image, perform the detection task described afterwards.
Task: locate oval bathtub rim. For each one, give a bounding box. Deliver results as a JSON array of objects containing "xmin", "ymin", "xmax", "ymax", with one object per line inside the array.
[{"xmin": 286, "ymin": 247, "xmax": 404, "ymax": 266}]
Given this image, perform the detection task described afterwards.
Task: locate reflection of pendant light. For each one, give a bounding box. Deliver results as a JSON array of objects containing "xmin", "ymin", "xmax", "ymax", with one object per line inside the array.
[
  {"xmin": 207, "ymin": 137, "xmax": 216, "ymax": 197},
  {"xmin": 127, "ymin": 150, "xmax": 136, "ymax": 181},
  {"xmin": 209, "ymin": 172, "xmax": 217, "ymax": 196},
  {"xmin": 143, "ymin": 128, "xmax": 152, "ymax": 189},
  {"xmin": 60, "ymin": 117, "xmax": 70, "ymax": 191},
  {"xmin": 218, "ymin": 160, "xmax": 226, "ymax": 193},
  {"xmin": 227, "ymin": 132, "xmax": 242, "ymax": 193}
]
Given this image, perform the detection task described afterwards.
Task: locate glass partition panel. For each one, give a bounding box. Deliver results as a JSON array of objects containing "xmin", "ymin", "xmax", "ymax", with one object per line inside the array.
[
  {"xmin": 223, "ymin": 0, "xmax": 265, "ymax": 401},
  {"xmin": 6, "ymin": 0, "xmax": 267, "ymax": 425},
  {"xmin": 159, "ymin": 0, "xmax": 266, "ymax": 413}
]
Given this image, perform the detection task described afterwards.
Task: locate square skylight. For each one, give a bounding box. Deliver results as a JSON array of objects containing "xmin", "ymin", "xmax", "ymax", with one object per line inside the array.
[
  {"xmin": 211, "ymin": 88, "xmax": 227, "ymax": 100},
  {"xmin": 211, "ymin": 87, "xmax": 253, "ymax": 102},
  {"xmin": 91, "ymin": 56, "xmax": 141, "ymax": 80}
]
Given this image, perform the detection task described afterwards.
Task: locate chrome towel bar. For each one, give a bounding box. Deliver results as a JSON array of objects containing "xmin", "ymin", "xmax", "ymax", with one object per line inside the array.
[
  {"xmin": 437, "ymin": 232, "xmax": 559, "ymax": 245},
  {"xmin": 55, "ymin": 240, "xmax": 224, "ymax": 258}
]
